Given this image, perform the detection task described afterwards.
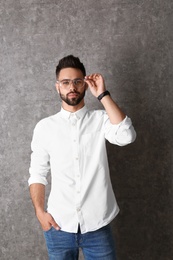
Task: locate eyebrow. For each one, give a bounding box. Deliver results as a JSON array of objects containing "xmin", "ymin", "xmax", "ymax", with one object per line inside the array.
[{"xmin": 60, "ymin": 78, "xmax": 83, "ymax": 81}]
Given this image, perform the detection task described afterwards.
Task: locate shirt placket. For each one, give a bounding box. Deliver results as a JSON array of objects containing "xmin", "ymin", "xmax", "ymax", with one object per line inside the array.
[{"xmin": 70, "ymin": 114, "xmax": 85, "ymax": 230}]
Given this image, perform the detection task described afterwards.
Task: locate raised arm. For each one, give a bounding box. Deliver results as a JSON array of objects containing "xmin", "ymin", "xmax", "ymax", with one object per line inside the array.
[
  {"xmin": 85, "ymin": 73, "xmax": 136, "ymax": 145},
  {"xmin": 85, "ymin": 73, "xmax": 125, "ymax": 124}
]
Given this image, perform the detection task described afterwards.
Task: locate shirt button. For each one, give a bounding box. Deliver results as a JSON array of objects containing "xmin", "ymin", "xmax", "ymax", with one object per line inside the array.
[
  {"xmin": 76, "ymin": 157, "xmax": 78, "ymax": 160},
  {"xmin": 77, "ymin": 208, "xmax": 80, "ymax": 212}
]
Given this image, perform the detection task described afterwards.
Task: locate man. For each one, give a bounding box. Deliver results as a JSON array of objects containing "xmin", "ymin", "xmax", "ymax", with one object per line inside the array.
[{"xmin": 28, "ymin": 55, "xmax": 136, "ymax": 260}]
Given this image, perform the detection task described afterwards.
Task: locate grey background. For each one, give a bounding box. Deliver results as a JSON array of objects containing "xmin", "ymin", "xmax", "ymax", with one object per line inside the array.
[{"xmin": 0, "ymin": 0, "xmax": 173, "ymax": 259}]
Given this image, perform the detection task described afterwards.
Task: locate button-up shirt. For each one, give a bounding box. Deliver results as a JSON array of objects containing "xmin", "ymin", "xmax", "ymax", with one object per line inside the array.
[{"xmin": 29, "ymin": 106, "xmax": 136, "ymax": 234}]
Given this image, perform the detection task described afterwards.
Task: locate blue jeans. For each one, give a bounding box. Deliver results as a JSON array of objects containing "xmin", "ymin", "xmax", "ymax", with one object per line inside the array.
[{"xmin": 44, "ymin": 224, "xmax": 117, "ymax": 260}]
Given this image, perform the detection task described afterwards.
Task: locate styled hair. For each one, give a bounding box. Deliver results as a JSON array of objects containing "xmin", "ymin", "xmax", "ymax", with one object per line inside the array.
[{"xmin": 56, "ymin": 55, "xmax": 86, "ymax": 78}]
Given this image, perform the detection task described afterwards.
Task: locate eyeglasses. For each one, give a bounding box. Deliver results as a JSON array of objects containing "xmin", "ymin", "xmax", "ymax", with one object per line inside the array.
[{"xmin": 56, "ymin": 78, "xmax": 85, "ymax": 89}]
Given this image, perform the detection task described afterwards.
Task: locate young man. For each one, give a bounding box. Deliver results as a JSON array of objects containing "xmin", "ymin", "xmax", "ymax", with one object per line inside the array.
[{"xmin": 28, "ymin": 55, "xmax": 136, "ymax": 260}]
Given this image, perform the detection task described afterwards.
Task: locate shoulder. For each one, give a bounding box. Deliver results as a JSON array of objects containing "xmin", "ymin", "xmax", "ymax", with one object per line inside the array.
[
  {"xmin": 85, "ymin": 109, "xmax": 107, "ymax": 118},
  {"xmin": 84, "ymin": 109, "xmax": 108, "ymax": 124},
  {"xmin": 34, "ymin": 112, "xmax": 61, "ymax": 131}
]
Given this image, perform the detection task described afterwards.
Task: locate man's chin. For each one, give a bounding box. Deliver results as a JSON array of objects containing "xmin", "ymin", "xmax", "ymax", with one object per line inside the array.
[
  {"xmin": 65, "ymin": 98, "xmax": 80, "ymax": 106},
  {"xmin": 60, "ymin": 90, "xmax": 85, "ymax": 106}
]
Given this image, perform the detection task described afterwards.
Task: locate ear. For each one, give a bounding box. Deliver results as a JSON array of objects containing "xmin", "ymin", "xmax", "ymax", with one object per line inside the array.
[{"xmin": 55, "ymin": 82, "xmax": 60, "ymax": 93}]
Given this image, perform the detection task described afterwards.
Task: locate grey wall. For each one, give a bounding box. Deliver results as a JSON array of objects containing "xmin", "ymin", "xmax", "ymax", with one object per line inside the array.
[{"xmin": 0, "ymin": 0, "xmax": 173, "ymax": 259}]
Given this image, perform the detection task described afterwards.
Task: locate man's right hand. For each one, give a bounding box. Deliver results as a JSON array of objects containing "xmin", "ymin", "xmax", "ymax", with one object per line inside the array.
[{"xmin": 36, "ymin": 210, "xmax": 60, "ymax": 231}]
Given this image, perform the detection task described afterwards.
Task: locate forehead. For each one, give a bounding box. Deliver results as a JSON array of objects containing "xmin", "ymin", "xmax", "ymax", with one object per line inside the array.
[{"xmin": 58, "ymin": 68, "xmax": 84, "ymax": 80}]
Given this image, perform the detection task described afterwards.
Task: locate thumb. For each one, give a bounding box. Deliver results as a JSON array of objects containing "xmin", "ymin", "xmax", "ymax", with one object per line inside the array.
[{"xmin": 49, "ymin": 218, "xmax": 60, "ymax": 230}]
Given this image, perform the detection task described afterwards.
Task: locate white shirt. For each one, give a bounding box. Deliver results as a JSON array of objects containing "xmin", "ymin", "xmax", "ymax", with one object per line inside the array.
[{"xmin": 29, "ymin": 106, "xmax": 136, "ymax": 234}]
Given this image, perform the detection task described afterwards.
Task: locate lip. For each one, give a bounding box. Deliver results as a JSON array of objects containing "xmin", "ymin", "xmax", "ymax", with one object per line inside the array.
[{"xmin": 68, "ymin": 93, "xmax": 79, "ymax": 98}]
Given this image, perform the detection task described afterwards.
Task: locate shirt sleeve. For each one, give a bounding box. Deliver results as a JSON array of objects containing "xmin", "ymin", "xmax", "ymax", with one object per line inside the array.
[
  {"xmin": 28, "ymin": 121, "xmax": 50, "ymax": 186},
  {"xmin": 104, "ymin": 116, "xmax": 136, "ymax": 146}
]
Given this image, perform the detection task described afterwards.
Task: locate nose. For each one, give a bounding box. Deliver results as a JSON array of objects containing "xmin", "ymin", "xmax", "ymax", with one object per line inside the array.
[{"xmin": 69, "ymin": 80, "xmax": 77, "ymax": 91}]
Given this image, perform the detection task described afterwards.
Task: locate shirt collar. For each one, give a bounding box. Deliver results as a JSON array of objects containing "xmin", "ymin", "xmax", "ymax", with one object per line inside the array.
[{"xmin": 60, "ymin": 105, "xmax": 88, "ymax": 121}]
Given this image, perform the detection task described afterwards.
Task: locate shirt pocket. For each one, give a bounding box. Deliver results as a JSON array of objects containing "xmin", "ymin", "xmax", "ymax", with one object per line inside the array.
[{"xmin": 80, "ymin": 131, "xmax": 102, "ymax": 157}]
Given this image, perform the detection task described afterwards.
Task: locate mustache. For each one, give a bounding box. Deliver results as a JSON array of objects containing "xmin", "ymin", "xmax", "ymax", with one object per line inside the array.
[{"xmin": 67, "ymin": 90, "xmax": 80, "ymax": 95}]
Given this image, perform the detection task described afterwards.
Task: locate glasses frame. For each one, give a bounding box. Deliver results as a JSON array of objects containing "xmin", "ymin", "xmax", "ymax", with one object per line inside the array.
[{"xmin": 56, "ymin": 78, "xmax": 85, "ymax": 89}]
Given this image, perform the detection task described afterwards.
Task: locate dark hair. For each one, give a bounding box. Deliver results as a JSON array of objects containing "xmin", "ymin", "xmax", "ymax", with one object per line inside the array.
[{"xmin": 56, "ymin": 55, "xmax": 86, "ymax": 78}]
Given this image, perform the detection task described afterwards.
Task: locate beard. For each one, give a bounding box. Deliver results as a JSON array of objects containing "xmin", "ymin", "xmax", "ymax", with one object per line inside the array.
[{"xmin": 59, "ymin": 89, "xmax": 86, "ymax": 106}]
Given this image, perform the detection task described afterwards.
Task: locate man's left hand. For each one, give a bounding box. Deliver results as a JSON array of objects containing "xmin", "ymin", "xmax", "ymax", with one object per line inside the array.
[{"xmin": 85, "ymin": 73, "xmax": 106, "ymax": 98}]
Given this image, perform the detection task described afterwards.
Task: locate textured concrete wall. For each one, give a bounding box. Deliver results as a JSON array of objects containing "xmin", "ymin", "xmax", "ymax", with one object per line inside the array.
[{"xmin": 0, "ymin": 0, "xmax": 173, "ymax": 259}]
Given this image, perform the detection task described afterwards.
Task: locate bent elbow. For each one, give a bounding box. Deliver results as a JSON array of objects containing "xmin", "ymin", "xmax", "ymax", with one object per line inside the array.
[
  {"xmin": 116, "ymin": 126, "xmax": 137, "ymax": 146},
  {"xmin": 127, "ymin": 126, "xmax": 137, "ymax": 143}
]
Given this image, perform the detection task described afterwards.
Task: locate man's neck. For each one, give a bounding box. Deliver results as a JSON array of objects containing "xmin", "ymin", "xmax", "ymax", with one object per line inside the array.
[{"xmin": 62, "ymin": 101, "xmax": 85, "ymax": 113}]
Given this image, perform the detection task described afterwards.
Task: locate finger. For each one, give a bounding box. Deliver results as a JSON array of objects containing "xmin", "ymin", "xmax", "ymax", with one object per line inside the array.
[
  {"xmin": 49, "ymin": 219, "xmax": 60, "ymax": 230},
  {"xmin": 84, "ymin": 78, "xmax": 95, "ymax": 85},
  {"xmin": 85, "ymin": 74, "xmax": 96, "ymax": 80},
  {"xmin": 86, "ymin": 81, "xmax": 96, "ymax": 89},
  {"xmin": 93, "ymin": 73, "xmax": 100, "ymax": 78},
  {"xmin": 90, "ymin": 73, "xmax": 100, "ymax": 78},
  {"xmin": 86, "ymin": 74, "xmax": 101, "ymax": 84}
]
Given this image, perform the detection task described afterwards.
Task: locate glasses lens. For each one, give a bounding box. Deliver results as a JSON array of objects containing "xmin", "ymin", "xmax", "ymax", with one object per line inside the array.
[
  {"xmin": 61, "ymin": 80, "xmax": 70, "ymax": 88},
  {"xmin": 59, "ymin": 79, "xmax": 84, "ymax": 88},
  {"xmin": 73, "ymin": 79, "xmax": 84, "ymax": 87}
]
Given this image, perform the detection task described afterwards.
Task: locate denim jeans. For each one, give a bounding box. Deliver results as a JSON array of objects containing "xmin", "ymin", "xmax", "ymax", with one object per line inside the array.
[{"xmin": 43, "ymin": 224, "xmax": 117, "ymax": 260}]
